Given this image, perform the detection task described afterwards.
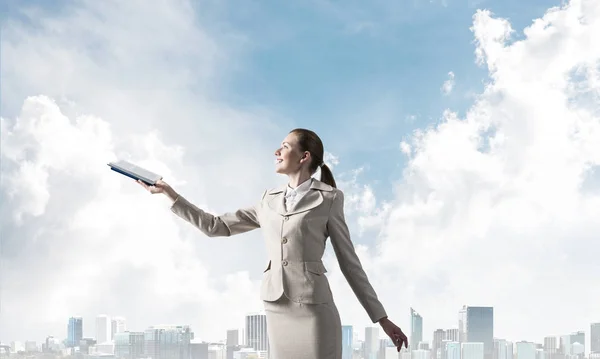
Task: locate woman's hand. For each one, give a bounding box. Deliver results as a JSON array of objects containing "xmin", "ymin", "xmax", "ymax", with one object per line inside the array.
[
  {"xmin": 379, "ymin": 317, "xmax": 408, "ymax": 352},
  {"xmin": 137, "ymin": 179, "xmax": 178, "ymax": 203}
]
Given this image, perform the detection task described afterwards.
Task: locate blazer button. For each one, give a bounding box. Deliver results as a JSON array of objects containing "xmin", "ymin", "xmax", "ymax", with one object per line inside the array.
[
  {"xmin": 283, "ymin": 216, "xmax": 289, "ymax": 221},
  {"xmin": 282, "ymin": 260, "xmax": 288, "ymax": 266},
  {"xmin": 282, "ymin": 238, "xmax": 288, "ymax": 244}
]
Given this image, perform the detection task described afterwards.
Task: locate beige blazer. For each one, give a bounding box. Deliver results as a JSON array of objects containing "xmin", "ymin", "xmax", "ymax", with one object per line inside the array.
[{"xmin": 170, "ymin": 179, "xmax": 387, "ymax": 323}]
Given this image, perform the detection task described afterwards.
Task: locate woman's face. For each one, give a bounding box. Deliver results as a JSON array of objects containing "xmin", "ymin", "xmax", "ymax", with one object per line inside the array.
[{"xmin": 274, "ymin": 133, "xmax": 306, "ymax": 174}]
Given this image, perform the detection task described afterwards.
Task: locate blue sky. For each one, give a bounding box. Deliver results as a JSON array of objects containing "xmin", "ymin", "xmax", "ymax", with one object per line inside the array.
[
  {"xmin": 196, "ymin": 0, "xmax": 563, "ymax": 195},
  {"xmin": 2, "ymin": 0, "xmax": 599, "ymax": 348}
]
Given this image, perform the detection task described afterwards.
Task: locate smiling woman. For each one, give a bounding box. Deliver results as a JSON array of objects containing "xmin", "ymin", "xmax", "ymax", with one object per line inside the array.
[{"xmin": 138, "ymin": 128, "xmax": 408, "ymax": 359}]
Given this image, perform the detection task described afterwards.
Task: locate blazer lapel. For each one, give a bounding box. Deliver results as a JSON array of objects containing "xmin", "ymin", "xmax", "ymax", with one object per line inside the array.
[
  {"xmin": 266, "ymin": 179, "xmax": 334, "ymax": 216},
  {"xmin": 267, "ymin": 184, "xmax": 288, "ymax": 216},
  {"xmin": 286, "ymin": 189, "xmax": 323, "ymax": 215}
]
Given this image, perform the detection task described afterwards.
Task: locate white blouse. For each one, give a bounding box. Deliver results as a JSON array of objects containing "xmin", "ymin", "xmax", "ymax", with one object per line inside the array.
[{"xmin": 284, "ymin": 177, "xmax": 313, "ymax": 212}]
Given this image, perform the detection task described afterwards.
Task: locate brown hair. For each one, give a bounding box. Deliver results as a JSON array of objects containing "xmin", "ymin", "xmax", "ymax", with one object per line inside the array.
[{"xmin": 289, "ymin": 128, "xmax": 337, "ymax": 188}]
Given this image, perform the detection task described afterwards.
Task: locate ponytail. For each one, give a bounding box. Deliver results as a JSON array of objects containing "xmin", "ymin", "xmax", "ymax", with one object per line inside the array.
[{"xmin": 319, "ymin": 164, "xmax": 337, "ymax": 188}]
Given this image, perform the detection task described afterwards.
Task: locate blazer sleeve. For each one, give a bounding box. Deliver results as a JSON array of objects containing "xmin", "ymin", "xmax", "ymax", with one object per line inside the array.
[
  {"xmin": 170, "ymin": 190, "xmax": 266, "ymax": 237},
  {"xmin": 327, "ymin": 189, "xmax": 388, "ymax": 323}
]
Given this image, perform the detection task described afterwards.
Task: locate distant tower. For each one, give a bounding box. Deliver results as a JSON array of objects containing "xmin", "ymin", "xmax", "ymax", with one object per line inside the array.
[
  {"xmin": 245, "ymin": 313, "xmax": 269, "ymax": 352},
  {"xmin": 67, "ymin": 317, "xmax": 83, "ymax": 347},
  {"xmin": 96, "ymin": 315, "xmax": 111, "ymax": 344},
  {"xmin": 411, "ymin": 308, "xmax": 424, "ymax": 352},
  {"xmin": 458, "ymin": 306, "xmax": 494, "ymax": 359},
  {"xmin": 591, "ymin": 323, "xmax": 600, "ymax": 354}
]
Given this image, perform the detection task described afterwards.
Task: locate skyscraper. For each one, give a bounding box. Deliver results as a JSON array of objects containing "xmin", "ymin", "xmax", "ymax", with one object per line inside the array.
[
  {"xmin": 364, "ymin": 327, "xmax": 379, "ymax": 359},
  {"xmin": 245, "ymin": 313, "xmax": 268, "ymax": 352},
  {"xmin": 516, "ymin": 341, "xmax": 537, "ymax": 359},
  {"xmin": 114, "ymin": 331, "xmax": 144, "ymax": 359},
  {"xmin": 411, "ymin": 308, "xmax": 424, "ymax": 352},
  {"xmin": 96, "ymin": 315, "xmax": 111, "ymax": 344},
  {"xmin": 111, "ymin": 317, "xmax": 126, "ymax": 340},
  {"xmin": 591, "ymin": 323, "xmax": 600, "ymax": 353},
  {"xmin": 445, "ymin": 329, "xmax": 460, "ymax": 342},
  {"xmin": 67, "ymin": 317, "xmax": 83, "ymax": 348},
  {"xmin": 462, "ymin": 342, "xmax": 484, "ymax": 359},
  {"xmin": 544, "ymin": 337, "xmax": 557, "ymax": 353},
  {"xmin": 227, "ymin": 329, "xmax": 239, "ymax": 347},
  {"xmin": 342, "ymin": 325, "xmax": 353, "ymax": 359},
  {"xmin": 433, "ymin": 329, "xmax": 446, "ymax": 359},
  {"xmin": 144, "ymin": 325, "xmax": 193, "ymax": 359},
  {"xmin": 458, "ymin": 306, "xmax": 494, "ymax": 359}
]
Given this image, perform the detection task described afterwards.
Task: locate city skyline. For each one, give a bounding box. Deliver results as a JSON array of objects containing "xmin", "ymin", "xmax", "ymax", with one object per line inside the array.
[{"xmin": 3, "ymin": 308, "xmax": 599, "ymax": 357}]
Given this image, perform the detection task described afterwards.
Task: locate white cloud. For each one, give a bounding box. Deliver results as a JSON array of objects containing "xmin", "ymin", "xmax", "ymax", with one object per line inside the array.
[
  {"xmin": 326, "ymin": 0, "xmax": 600, "ymax": 344},
  {"xmin": 0, "ymin": 0, "xmax": 283, "ymax": 343},
  {"xmin": 442, "ymin": 71, "xmax": 456, "ymax": 95}
]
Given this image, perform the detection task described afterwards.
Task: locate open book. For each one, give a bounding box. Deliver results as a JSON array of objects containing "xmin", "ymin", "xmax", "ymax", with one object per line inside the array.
[{"xmin": 107, "ymin": 160, "xmax": 163, "ymax": 185}]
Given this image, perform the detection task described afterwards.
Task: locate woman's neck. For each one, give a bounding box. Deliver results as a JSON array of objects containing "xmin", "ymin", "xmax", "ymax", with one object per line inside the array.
[{"xmin": 287, "ymin": 172, "xmax": 312, "ymax": 188}]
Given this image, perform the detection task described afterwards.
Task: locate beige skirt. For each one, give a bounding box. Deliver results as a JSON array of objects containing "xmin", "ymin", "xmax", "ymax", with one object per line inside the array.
[{"xmin": 264, "ymin": 294, "xmax": 342, "ymax": 359}]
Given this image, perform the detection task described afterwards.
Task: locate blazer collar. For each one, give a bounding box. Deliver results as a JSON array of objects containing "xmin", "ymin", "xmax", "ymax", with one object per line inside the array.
[
  {"xmin": 267, "ymin": 179, "xmax": 333, "ymax": 215},
  {"xmin": 267, "ymin": 179, "xmax": 333, "ymax": 195}
]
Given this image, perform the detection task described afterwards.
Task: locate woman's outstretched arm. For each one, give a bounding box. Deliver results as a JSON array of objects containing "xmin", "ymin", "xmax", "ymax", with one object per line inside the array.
[{"xmin": 138, "ymin": 179, "xmax": 263, "ymax": 237}]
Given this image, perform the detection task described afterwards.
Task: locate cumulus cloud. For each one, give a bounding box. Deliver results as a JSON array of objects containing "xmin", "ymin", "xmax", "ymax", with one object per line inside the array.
[
  {"xmin": 326, "ymin": 0, "xmax": 600, "ymax": 343},
  {"xmin": 0, "ymin": 0, "xmax": 284, "ymax": 342},
  {"xmin": 441, "ymin": 71, "xmax": 456, "ymax": 95},
  {"xmin": 0, "ymin": 96, "xmax": 267, "ymax": 341}
]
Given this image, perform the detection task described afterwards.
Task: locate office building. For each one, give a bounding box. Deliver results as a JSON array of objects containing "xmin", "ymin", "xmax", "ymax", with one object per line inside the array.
[
  {"xmin": 364, "ymin": 327, "xmax": 379, "ymax": 359},
  {"xmin": 96, "ymin": 315, "xmax": 111, "ymax": 344},
  {"xmin": 446, "ymin": 330, "xmax": 460, "ymax": 343},
  {"xmin": 111, "ymin": 317, "xmax": 127, "ymax": 339},
  {"xmin": 433, "ymin": 329, "xmax": 445, "ymax": 359},
  {"xmin": 227, "ymin": 329, "xmax": 240, "ymax": 347},
  {"xmin": 446, "ymin": 341, "xmax": 461, "ymax": 359},
  {"xmin": 245, "ymin": 313, "xmax": 269, "ymax": 352},
  {"xmin": 114, "ymin": 332, "xmax": 144, "ymax": 359},
  {"xmin": 342, "ymin": 325, "xmax": 353, "ymax": 359},
  {"xmin": 67, "ymin": 317, "xmax": 83, "ymax": 348},
  {"xmin": 458, "ymin": 306, "xmax": 494, "ymax": 359},
  {"xmin": 462, "ymin": 343, "xmax": 484, "ymax": 359},
  {"xmin": 592, "ymin": 323, "xmax": 600, "ymax": 353},
  {"xmin": 411, "ymin": 308, "xmax": 424, "ymax": 352},
  {"xmin": 144, "ymin": 325, "xmax": 193, "ymax": 359},
  {"xmin": 516, "ymin": 341, "xmax": 536, "ymax": 359}
]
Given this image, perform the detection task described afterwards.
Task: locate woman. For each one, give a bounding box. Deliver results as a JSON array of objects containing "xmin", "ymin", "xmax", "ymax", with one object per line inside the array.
[{"xmin": 138, "ymin": 128, "xmax": 408, "ymax": 359}]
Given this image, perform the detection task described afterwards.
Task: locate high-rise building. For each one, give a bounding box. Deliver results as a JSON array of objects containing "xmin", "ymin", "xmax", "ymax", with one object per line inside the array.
[
  {"xmin": 111, "ymin": 317, "xmax": 127, "ymax": 340},
  {"xmin": 446, "ymin": 329, "xmax": 460, "ymax": 342},
  {"xmin": 433, "ymin": 329, "xmax": 445, "ymax": 359},
  {"xmin": 559, "ymin": 335, "xmax": 571, "ymax": 355},
  {"xmin": 570, "ymin": 331, "xmax": 585, "ymax": 355},
  {"xmin": 544, "ymin": 337, "xmax": 557, "ymax": 353},
  {"xmin": 144, "ymin": 325, "xmax": 193, "ymax": 359},
  {"xmin": 365, "ymin": 327, "xmax": 379, "ymax": 359},
  {"xmin": 114, "ymin": 332, "xmax": 144, "ymax": 359},
  {"xmin": 226, "ymin": 329, "xmax": 239, "ymax": 347},
  {"xmin": 495, "ymin": 339, "xmax": 514, "ymax": 359},
  {"xmin": 411, "ymin": 308, "xmax": 424, "ymax": 352},
  {"xmin": 446, "ymin": 341, "xmax": 461, "ymax": 359},
  {"xmin": 245, "ymin": 313, "xmax": 268, "ymax": 352},
  {"xmin": 342, "ymin": 325, "xmax": 353, "ymax": 359},
  {"xmin": 543, "ymin": 336, "xmax": 557, "ymax": 359},
  {"xmin": 516, "ymin": 341, "xmax": 536, "ymax": 359},
  {"xmin": 67, "ymin": 317, "xmax": 83, "ymax": 348},
  {"xmin": 96, "ymin": 315, "xmax": 111, "ymax": 344},
  {"xmin": 458, "ymin": 306, "xmax": 494, "ymax": 359},
  {"xmin": 462, "ymin": 342, "xmax": 484, "ymax": 359},
  {"xmin": 592, "ymin": 323, "xmax": 600, "ymax": 353}
]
